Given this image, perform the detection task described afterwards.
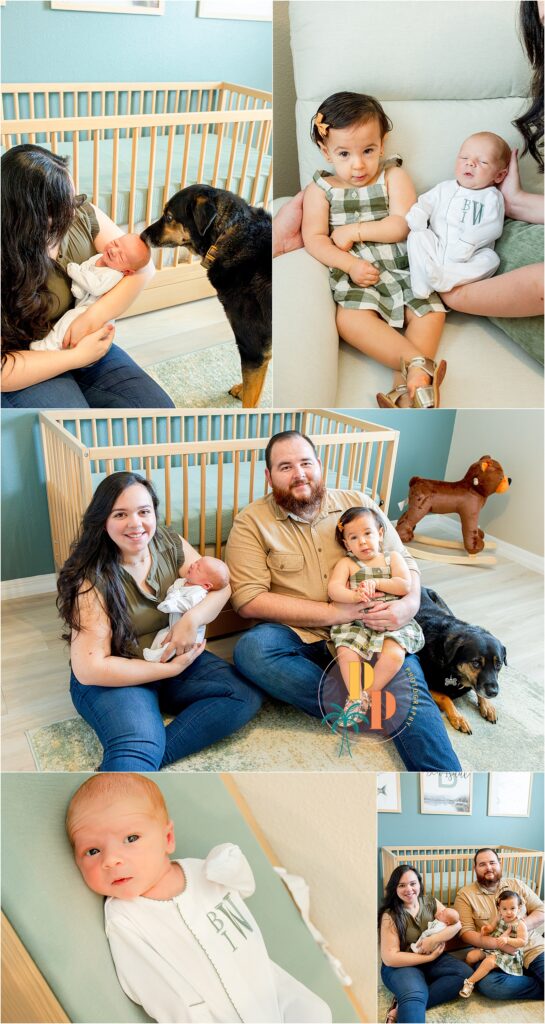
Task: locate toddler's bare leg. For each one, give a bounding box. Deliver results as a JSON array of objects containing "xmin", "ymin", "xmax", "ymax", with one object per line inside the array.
[
  {"xmin": 336, "ymin": 646, "xmax": 364, "ymax": 698},
  {"xmin": 402, "ymin": 309, "xmax": 446, "ymax": 399},
  {"xmin": 466, "ymin": 949, "xmax": 486, "ymax": 966},
  {"xmin": 371, "ymin": 638, "xmax": 406, "ymax": 691},
  {"xmin": 467, "ymin": 954, "xmax": 498, "ymax": 985}
]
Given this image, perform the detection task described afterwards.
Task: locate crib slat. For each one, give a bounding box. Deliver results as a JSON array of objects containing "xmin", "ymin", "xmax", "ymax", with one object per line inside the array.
[
  {"xmin": 128, "ymin": 128, "xmax": 139, "ymax": 233},
  {"xmin": 164, "ymin": 456, "xmax": 171, "ymax": 525},
  {"xmin": 197, "ymin": 123, "xmax": 209, "ymax": 183},
  {"xmin": 250, "ymin": 119, "xmax": 270, "ymax": 205},
  {"xmin": 335, "ymin": 443, "xmax": 345, "ymax": 488},
  {"xmin": 224, "ymin": 121, "xmax": 240, "ymax": 191},
  {"xmin": 182, "ymin": 454, "xmax": 189, "ymax": 540},
  {"xmin": 145, "ymin": 126, "xmax": 157, "ymax": 228},
  {"xmin": 238, "ymin": 117, "xmax": 254, "ymax": 199},
  {"xmin": 72, "ymin": 134, "xmax": 79, "ymax": 193},
  {"xmin": 199, "ymin": 456, "xmax": 206, "ymax": 555},
  {"xmin": 263, "ymin": 157, "xmax": 272, "ymax": 208},
  {"xmin": 92, "ymin": 130, "xmax": 100, "ymax": 206},
  {"xmin": 180, "ymin": 123, "xmax": 192, "ymax": 188},
  {"xmin": 233, "ymin": 451, "xmax": 240, "ymax": 520},
  {"xmin": 111, "ymin": 128, "xmax": 119, "ymax": 222},
  {"xmin": 215, "ymin": 454, "xmax": 224, "ymax": 556}
]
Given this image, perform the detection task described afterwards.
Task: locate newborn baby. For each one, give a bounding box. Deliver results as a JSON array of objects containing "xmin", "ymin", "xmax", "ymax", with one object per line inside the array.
[
  {"xmin": 406, "ymin": 132, "xmax": 510, "ymax": 298},
  {"xmin": 67, "ymin": 773, "xmax": 332, "ymax": 1024},
  {"xmin": 143, "ymin": 556, "xmax": 230, "ymax": 662},
  {"xmin": 31, "ymin": 233, "xmax": 150, "ymax": 351},
  {"xmin": 411, "ymin": 906, "xmax": 461, "ymax": 953}
]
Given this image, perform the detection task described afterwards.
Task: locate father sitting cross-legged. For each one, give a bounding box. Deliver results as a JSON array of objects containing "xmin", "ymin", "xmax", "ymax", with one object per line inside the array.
[
  {"xmin": 225, "ymin": 429, "xmax": 461, "ymax": 771},
  {"xmin": 454, "ymin": 847, "xmax": 544, "ymax": 1001}
]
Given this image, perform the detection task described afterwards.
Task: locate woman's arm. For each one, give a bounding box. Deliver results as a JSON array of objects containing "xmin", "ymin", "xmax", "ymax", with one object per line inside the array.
[
  {"xmin": 500, "ymin": 148, "xmax": 544, "ymax": 224},
  {"xmin": 327, "ymin": 559, "xmax": 361, "ymax": 603},
  {"xmin": 62, "ymin": 205, "xmax": 155, "ymax": 347},
  {"xmin": 374, "ymin": 551, "xmax": 411, "ymax": 597},
  {"xmin": 70, "ymin": 585, "xmax": 203, "ymax": 687},
  {"xmin": 1, "ymin": 325, "xmax": 115, "ymax": 392},
  {"xmin": 380, "ymin": 914, "xmax": 445, "ymax": 967}
]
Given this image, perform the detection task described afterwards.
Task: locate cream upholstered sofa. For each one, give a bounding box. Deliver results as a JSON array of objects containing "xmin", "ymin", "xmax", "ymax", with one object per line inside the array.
[{"xmin": 273, "ymin": 0, "xmax": 543, "ymax": 408}]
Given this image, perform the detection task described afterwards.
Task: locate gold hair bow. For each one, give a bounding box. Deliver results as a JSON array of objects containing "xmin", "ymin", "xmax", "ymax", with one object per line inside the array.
[{"xmin": 314, "ymin": 112, "xmax": 329, "ymax": 139}]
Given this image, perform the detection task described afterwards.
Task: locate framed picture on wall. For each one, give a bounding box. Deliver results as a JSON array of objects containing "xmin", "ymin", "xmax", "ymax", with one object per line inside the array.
[
  {"xmin": 51, "ymin": 1, "xmax": 164, "ymax": 14},
  {"xmin": 377, "ymin": 773, "xmax": 401, "ymax": 813},
  {"xmin": 420, "ymin": 773, "xmax": 472, "ymax": 815},
  {"xmin": 488, "ymin": 772, "xmax": 533, "ymax": 816}
]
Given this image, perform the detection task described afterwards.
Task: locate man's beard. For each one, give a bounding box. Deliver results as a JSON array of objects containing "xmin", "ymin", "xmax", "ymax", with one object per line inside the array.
[
  {"xmin": 272, "ymin": 478, "xmax": 325, "ymax": 517},
  {"xmin": 476, "ymin": 868, "xmax": 501, "ymax": 888}
]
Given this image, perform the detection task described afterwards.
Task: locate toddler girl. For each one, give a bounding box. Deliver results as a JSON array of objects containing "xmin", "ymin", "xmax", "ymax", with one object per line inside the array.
[
  {"xmin": 459, "ymin": 890, "xmax": 528, "ymax": 998},
  {"xmin": 302, "ymin": 91, "xmax": 446, "ymax": 409},
  {"xmin": 328, "ymin": 507, "xmax": 424, "ymax": 715},
  {"xmin": 67, "ymin": 773, "xmax": 332, "ymax": 1023}
]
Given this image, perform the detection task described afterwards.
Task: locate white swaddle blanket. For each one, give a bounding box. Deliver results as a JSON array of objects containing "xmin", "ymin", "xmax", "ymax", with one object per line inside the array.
[
  {"xmin": 30, "ymin": 254, "xmax": 123, "ymax": 351},
  {"xmin": 143, "ymin": 578, "xmax": 207, "ymax": 662}
]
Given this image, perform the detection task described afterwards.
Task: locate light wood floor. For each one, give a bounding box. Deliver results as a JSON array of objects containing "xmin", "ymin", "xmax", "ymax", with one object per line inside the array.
[
  {"xmin": 115, "ymin": 295, "xmax": 234, "ymax": 366},
  {"xmin": 2, "ymin": 545, "xmax": 542, "ymax": 771}
]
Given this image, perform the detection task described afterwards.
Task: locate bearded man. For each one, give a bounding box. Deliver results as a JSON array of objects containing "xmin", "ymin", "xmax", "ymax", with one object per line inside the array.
[
  {"xmin": 454, "ymin": 847, "xmax": 544, "ymax": 1001},
  {"xmin": 225, "ymin": 430, "xmax": 461, "ymax": 770}
]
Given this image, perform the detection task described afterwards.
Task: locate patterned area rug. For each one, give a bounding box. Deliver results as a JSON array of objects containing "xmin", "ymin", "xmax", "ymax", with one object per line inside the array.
[
  {"xmin": 146, "ymin": 341, "xmax": 272, "ymax": 408},
  {"xmin": 378, "ymin": 974, "xmax": 543, "ymax": 1023},
  {"xmin": 26, "ymin": 666, "xmax": 543, "ymax": 772}
]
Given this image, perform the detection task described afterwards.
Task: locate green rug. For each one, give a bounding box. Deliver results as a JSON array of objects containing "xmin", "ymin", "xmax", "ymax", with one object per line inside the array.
[
  {"xmin": 25, "ymin": 666, "xmax": 543, "ymax": 773},
  {"xmin": 146, "ymin": 341, "xmax": 273, "ymax": 408},
  {"xmin": 378, "ymin": 972, "xmax": 543, "ymax": 1023}
]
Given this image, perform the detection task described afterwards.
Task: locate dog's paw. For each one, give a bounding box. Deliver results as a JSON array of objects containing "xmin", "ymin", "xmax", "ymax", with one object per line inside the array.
[
  {"xmin": 450, "ymin": 713, "xmax": 472, "ymax": 734},
  {"xmin": 229, "ymin": 382, "xmax": 243, "ymax": 400},
  {"xmin": 478, "ymin": 696, "xmax": 497, "ymax": 723}
]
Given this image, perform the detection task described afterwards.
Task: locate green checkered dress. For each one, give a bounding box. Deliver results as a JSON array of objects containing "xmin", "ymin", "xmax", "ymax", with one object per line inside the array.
[
  {"xmin": 489, "ymin": 919, "xmax": 524, "ymax": 976},
  {"xmin": 313, "ymin": 162, "xmax": 445, "ymax": 327},
  {"xmin": 330, "ymin": 553, "xmax": 424, "ymax": 658}
]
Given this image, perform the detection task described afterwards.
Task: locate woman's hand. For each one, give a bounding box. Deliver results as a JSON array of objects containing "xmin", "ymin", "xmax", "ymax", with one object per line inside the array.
[
  {"xmin": 164, "ymin": 641, "xmax": 206, "ymax": 676},
  {"xmin": 68, "ymin": 324, "xmax": 115, "ymax": 366},
  {"xmin": 348, "ymin": 257, "xmax": 380, "ymax": 287},
  {"xmin": 499, "ymin": 148, "xmax": 522, "ymax": 218},
  {"xmin": 160, "ymin": 614, "xmax": 199, "ymax": 658},
  {"xmin": 417, "ymin": 936, "xmax": 444, "ymax": 955},
  {"xmin": 273, "ymin": 191, "xmax": 305, "ymax": 257},
  {"xmin": 422, "ymin": 942, "xmax": 445, "ymax": 961},
  {"xmin": 331, "ymin": 224, "xmax": 359, "ymax": 252},
  {"xmin": 62, "ymin": 307, "xmax": 102, "ymax": 348}
]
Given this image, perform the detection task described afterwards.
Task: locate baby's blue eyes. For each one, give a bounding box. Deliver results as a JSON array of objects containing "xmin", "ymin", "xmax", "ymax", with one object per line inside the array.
[
  {"xmin": 85, "ymin": 847, "xmax": 100, "ymax": 857},
  {"xmin": 83, "ymin": 834, "xmax": 139, "ymax": 856},
  {"xmin": 125, "ymin": 834, "xmax": 139, "ymax": 844}
]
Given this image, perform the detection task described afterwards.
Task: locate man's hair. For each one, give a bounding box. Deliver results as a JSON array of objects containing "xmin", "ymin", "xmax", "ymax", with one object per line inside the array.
[
  {"xmin": 66, "ymin": 773, "xmax": 168, "ymax": 846},
  {"xmin": 265, "ymin": 430, "xmax": 318, "ymax": 471},
  {"xmin": 474, "ymin": 847, "xmax": 501, "ymax": 867}
]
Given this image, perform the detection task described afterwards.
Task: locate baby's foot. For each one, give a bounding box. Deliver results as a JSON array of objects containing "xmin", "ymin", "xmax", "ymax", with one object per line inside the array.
[{"xmin": 459, "ymin": 980, "xmax": 474, "ymax": 999}]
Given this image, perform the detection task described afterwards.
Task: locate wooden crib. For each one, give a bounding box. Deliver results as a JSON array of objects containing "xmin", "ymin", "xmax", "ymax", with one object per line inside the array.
[
  {"xmin": 381, "ymin": 844, "xmax": 544, "ymax": 903},
  {"xmin": 40, "ymin": 405, "xmax": 398, "ymax": 562},
  {"xmin": 1, "ymin": 81, "xmax": 272, "ymax": 316}
]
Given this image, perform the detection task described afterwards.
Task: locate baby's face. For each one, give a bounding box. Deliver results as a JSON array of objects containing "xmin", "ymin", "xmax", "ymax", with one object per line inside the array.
[
  {"xmin": 455, "ymin": 135, "xmax": 508, "ymax": 190},
  {"xmin": 185, "ymin": 557, "xmax": 226, "ymax": 590},
  {"xmin": 101, "ymin": 234, "xmax": 149, "ymax": 272},
  {"xmin": 436, "ymin": 907, "xmax": 451, "ymax": 924},
  {"xmin": 71, "ymin": 794, "xmax": 175, "ymax": 899},
  {"xmin": 498, "ymin": 897, "xmax": 519, "ymax": 922}
]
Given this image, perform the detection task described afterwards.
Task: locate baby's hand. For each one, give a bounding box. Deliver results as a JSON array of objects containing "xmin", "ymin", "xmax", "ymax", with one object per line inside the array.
[
  {"xmin": 406, "ymin": 206, "xmax": 429, "ymax": 232},
  {"xmin": 331, "ymin": 224, "xmax": 358, "ymax": 252},
  {"xmin": 348, "ymin": 258, "xmax": 380, "ymax": 288},
  {"xmin": 357, "ymin": 580, "xmax": 376, "ymax": 601}
]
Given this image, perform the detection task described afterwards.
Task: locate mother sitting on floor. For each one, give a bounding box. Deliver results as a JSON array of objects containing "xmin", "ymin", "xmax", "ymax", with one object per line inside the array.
[
  {"xmin": 379, "ymin": 864, "xmax": 471, "ymax": 1023},
  {"xmin": 57, "ymin": 471, "xmax": 262, "ymax": 771},
  {"xmin": 1, "ymin": 144, "xmax": 174, "ymax": 408}
]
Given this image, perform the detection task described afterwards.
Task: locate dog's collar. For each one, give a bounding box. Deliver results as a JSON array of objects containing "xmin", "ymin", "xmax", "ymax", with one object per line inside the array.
[{"xmin": 202, "ymin": 243, "xmax": 219, "ymax": 269}]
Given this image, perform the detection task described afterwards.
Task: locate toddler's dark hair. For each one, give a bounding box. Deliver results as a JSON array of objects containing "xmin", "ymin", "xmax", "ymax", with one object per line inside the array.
[
  {"xmin": 497, "ymin": 889, "xmax": 524, "ymax": 907},
  {"xmin": 311, "ymin": 92, "xmax": 392, "ymax": 145},
  {"xmin": 335, "ymin": 506, "xmax": 384, "ymax": 548}
]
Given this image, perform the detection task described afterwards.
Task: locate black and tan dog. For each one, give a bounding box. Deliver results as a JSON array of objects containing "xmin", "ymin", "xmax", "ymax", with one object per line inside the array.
[
  {"xmin": 416, "ymin": 587, "xmax": 507, "ymax": 734},
  {"xmin": 142, "ymin": 185, "xmax": 271, "ymax": 408}
]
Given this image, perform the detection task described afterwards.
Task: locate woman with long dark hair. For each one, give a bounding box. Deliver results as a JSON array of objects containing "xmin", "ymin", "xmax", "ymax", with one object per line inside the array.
[
  {"xmin": 57, "ymin": 472, "xmax": 262, "ymax": 770},
  {"xmin": 1, "ymin": 145, "xmax": 174, "ymax": 407},
  {"xmin": 379, "ymin": 864, "xmax": 471, "ymax": 1023}
]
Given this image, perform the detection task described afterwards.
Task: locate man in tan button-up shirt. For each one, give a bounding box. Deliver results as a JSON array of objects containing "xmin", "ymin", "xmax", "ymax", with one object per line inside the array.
[
  {"xmin": 454, "ymin": 848, "xmax": 544, "ymax": 1001},
  {"xmin": 225, "ymin": 430, "xmax": 461, "ymax": 771}
]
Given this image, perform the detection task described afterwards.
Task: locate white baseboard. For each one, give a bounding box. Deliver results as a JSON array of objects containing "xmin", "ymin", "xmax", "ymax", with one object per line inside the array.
[
  {"xmin": 394, "ymin": 514, "xmax": 544, "ymax": 575},
  {"xmin": 1, "ymin": 573, "xmax": 57, "ymax": 601}
]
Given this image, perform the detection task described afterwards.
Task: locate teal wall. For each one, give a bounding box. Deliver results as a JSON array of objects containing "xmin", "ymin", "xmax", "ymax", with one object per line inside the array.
[
  {"xmin": 1, "ymin": 408, "xmax": 456, "ymax": 581},
  {"xmin": 378, "ymin": 772, "xmax": 545, "ymax": 891},
  {"xmin": 1, "ymin": 0, "xmax": 271, "ymax": 91}
]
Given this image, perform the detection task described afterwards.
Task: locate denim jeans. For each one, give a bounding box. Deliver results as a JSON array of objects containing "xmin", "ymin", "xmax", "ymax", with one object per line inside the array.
[
  {"xmin": 1, "ymin": 344, "xmax": 174, "ymax": 408},
  {"xmin": 232, "ymin": 623, "xmax": 462, "ymax": 772},
  {"xmin": 476, "ymin": 952, "xmax": 543, "ymax": 1000},
  {"xmin": 381, "ymin": 955, "xmax": 473, "ymax": 1023},
  {"xmin": 70, "ymin": 650, "xmax": 262, "ymax": 770}
]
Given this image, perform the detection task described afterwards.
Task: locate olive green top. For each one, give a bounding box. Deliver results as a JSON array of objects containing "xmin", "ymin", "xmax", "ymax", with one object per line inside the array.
[
  {"xmin": 118, "ymin": 525, "xmax": 185, "ymax": 658},
  {"xmin": 47, "ymin": 202, "xmax": 99, "ymax": 323},
  {"xmin": 400, "ymin": 895, "xmax": 437, "ymax": 951}
]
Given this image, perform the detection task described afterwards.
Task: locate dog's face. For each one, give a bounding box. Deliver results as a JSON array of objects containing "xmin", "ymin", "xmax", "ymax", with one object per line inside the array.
[
  {"xmin": 141, "ymin": 186, "xmax": 223, "ymax": 253},
  {"xmin": 444, "ymin": 629, "xmax": 507, "ymax": 698}
]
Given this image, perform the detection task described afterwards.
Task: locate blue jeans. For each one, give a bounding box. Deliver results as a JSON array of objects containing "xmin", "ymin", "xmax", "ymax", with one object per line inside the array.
[
  {"xmin": 70, "ymin": 650, "xmax": 262, "ymax": 770},
  {"xmin": 381, "ymin": 955, "xmax": 472, "ymax": 1023},
  {"xmin": 1, "ymin": 344, "xmax": 174, "ymax": 408},
  {"xmin": 476, "ymin": 952, "xmax": 543, "ymax": 1001},
  {"xmin": 232, "ymin": 623, "xmax": 462, "ymax": 772}
]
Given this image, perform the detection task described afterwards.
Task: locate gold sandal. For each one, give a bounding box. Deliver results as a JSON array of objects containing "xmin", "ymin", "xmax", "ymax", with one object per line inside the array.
[
  {"xmin": 401, "ymin": 356, "xmax": 447, "ymax": 409},
  {"xmin": 385, "ymin": 997, "xmax": 398, "ymax": 1023},
  {"xmin": 376, "ymin": 383, "xmax": 409, "ymax": 409}
]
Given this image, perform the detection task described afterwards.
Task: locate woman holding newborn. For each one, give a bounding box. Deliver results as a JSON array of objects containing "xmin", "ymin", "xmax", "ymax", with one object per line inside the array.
[
  {"xmin": 57, "ymin": 472, "xmax": 262, "ymax": 770},
  {"xmin": 379, "ymin": 865, "xmax": 471, "ymax": 1023},
  {"xmin": 1, "ymin": 144, "xmax": 174, "ymax": 407}
]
